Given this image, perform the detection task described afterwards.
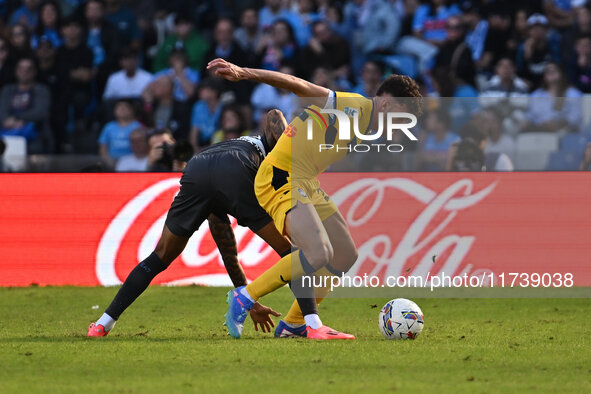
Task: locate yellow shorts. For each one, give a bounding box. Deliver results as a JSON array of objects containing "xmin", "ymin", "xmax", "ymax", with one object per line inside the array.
[{"xmin": 254, "ymin": 160, "xmax": 338, "ymax": 235}]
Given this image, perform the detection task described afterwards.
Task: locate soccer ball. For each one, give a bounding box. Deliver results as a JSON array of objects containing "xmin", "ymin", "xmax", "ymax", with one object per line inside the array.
[{"xmin": 378, "ymin": 298, "xmax": 424, "ymax": 340}]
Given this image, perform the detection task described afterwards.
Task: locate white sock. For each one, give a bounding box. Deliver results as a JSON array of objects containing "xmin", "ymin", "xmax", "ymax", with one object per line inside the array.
[
  {"xmin": 304, "ymin": 314, "xmax": 322, "ymax": 329},
  {"xmin": 240, "ymin": 287, "xmax": 256, "ymax": 303},
  {"xmin": 96, "ymin": 313, "xmax": 116, "ymax": 332}
]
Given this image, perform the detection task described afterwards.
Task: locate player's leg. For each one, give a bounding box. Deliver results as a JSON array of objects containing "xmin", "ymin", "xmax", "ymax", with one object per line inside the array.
[
  {"xmin": 226, "ymin": 202, "xmax": 333, "ymax": 338},
  {"xmin": 284, "ymin": 210, "xmax": 358, "ymax": 325},
  {"xmin": 253, "ymin": 217, "xmax": 321, "ymax": 337},
  {"xmin": 88, "ymin": 225, "xmax": 189, "ymax": 337}
]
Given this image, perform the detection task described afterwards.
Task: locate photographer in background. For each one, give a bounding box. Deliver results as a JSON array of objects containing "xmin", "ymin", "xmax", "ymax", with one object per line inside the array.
[
  {"xmin": 147, "ymin": 128, "xmax": 193, "ymax": 172},
  {"xmin": 446, "ymin": 119, "xmax": 514, "ymax": 172}
]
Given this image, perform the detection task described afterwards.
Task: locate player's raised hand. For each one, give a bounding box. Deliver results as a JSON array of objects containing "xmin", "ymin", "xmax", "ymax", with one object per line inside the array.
[
  {"xmin": 249, "ymin": 302, "xmax": 281, "ymax": 333},
  {"xmin": 207, "ymin": 58, "xmax": 245, "ymax": 82}
]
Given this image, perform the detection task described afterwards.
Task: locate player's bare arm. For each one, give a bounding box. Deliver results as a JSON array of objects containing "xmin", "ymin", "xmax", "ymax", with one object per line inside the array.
[{"xmin": 207, "ymin": 58, "xmax": 330, "ymax": 105}]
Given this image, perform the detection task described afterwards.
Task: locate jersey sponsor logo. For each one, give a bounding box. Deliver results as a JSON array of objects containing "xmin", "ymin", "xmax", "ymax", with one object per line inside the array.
[
  {"xmin": 296, "ymin": 188, "xmax": 308, "ymax": 198},
  {"xmin": 283, "ymin": 124, "xmax": 297, "ymax": 137}
]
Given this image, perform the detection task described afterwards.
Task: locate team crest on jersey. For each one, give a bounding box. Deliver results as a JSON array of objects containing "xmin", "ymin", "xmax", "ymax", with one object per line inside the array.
[
  {"xmin": 283, "ymin": 124, "xmax": 297, "ymax": 137},
  {"xmin": 344, "ymin": 106, "xmax": 359, "ymax": 118}
]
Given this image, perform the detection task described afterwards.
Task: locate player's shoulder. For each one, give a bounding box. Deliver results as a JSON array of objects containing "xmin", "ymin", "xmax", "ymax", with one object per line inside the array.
[{"xmin": 333, "ymin": 91, "xmax": 373, "ymax": 112}]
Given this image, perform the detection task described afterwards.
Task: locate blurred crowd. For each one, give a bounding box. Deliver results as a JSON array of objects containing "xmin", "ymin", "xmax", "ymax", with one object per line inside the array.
[{"xmin": 1, "ymin": 0, "xmax": 591, "ymax": 172}]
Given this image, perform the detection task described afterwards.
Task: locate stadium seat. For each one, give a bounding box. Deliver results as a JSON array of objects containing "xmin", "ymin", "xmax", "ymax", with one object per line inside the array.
[
  {"xmin": 546, "ymin": 151, "xmax": 582, "ymax": 170},
  {"xmin": 1, "ymin": 136, "xmax": 27, "ymax": 171},
  {"xmin": 560, "ymin": 133, "xmax": 589, "ymax": 153},
  {"xmin": 515, "ymin": 133, "xmax": 560, "ymax": 170}
]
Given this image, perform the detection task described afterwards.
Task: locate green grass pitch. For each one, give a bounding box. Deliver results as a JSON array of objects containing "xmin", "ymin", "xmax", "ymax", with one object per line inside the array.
[{"xmin": 1, "ymin": 286, "xmax": 590, "ymax": 393}]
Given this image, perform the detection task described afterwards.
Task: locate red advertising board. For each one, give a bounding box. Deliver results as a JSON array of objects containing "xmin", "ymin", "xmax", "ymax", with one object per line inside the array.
[{"xmin": 0, "ymin": 173, "xmax": 590, "ymax": 286}]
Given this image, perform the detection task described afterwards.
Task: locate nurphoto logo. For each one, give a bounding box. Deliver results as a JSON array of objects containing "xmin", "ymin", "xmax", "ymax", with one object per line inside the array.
[{"xmin": 306, "ymin": 108, "xmax": 418, "ymax": 153}]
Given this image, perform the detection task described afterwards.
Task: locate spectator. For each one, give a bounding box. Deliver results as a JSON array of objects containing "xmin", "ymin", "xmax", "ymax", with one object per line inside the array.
[
  {"xmin": 300, "ymin": 20, "xmax": 350, "ymax": 79},
  {"xmin": 84, "ymin": 0, "xmax": 122, "ymax": 95},
  {"xmin": 210, "ymin": 105, "xmax": 249, "ymax": 145},
  {"xmin": 98, "ymin": 99, "xmax": 141, "ymax": 167},
  {"xmin": 54, "ymin": 15, "xmax": 94, "ymax": 152},
  {"xmin": 516, "ymin": 13, "xmax": 561, "ymax": 89},
  {"xmin": 147, "ymin": 127, "xmax": 193, "ymax": 172},
  {"xmin": 569, "ymin": 33, "xmax": 591, "ymax": 93},
  {"xmin": 434, "ymin": 15, "xmax": 477, "ymax": 90},
  {"xmin": 104, "ymin": 0, "xmax": 141, "ymax": 50},
  {"xmin": 259, "ymin": 19, "xmax": 299, "ymax": 72},
  {"xmin": 258, "ymin": 0, "xmax": 306, "ymax": 45},
  {"xmin": 344, "ymin": 0, "xmax": 401, "ymax": 73},
  {"xmin": 0, "ymin": 57, "xmax": 52, "ymax": 153},
  {"xmin": 352, "ymin": 60, "xmax": 384, "ymax": 97},
  {"xmin": 292, "ymin": 0, "xmax": 322, "ymax": 46},
  {"xmin": 460, "ymin": 0, "xmax": 488, "ymax": 64},
  {"xmin": 580, "ymin": 142, "xmax": 591, "ymax": 170},
  {"xmin": 324, "ymin": 2, "xmax": 349, "ymax": 39},
  {"xmin": 189, "ymin": 78, "xmax": 223, "ymax": 151},
  {"xmin": 0, "ymin": 37, "xmax": 13, "ymax": 87},
  {"xmin": 0, "ymin": 138, "xmax": 10, "ymax": 172},
  {"xmin": 31, "ymin": 0, "xmax": 62, "ymax": 49},
  {"xmin": 479, "ymin": 58, "xmax": 529, "ymax": 135},
  {"xmin": 9, "ymin": 0, "xmax": 40, "ymax": 29},
  {"xmin": 481, "ymin": 57, "xmax": 530, "ymax": 98},
  {"xmin": 103, "ymin": 48, "xmax": 152, "ymax": 100},
  {"xmin": 544, "ymin": 0, "xmax": 576, "ymax": 29},
  {"xmin": 522, "ymin": 62, "xmax": 583, "ymax": 132},
  {"xmin": 115, "ymin": 127, "xmax": 149, "ymax": 172},
  {"xmin": 34, "ymin": 36, "xmax": 58, "ymax": 138},
  {"xmin": 141, "ymin": 74, "xmax": 191, "ymax": 139},
  {"xmin": 479, "ymin": 108, "xmax": 516, "ymax": 163},
  {"xmin": 416, "ymin": 108, "xmax": 460, "ymax": 170},
  {"xmin": 561, "ymin": 4, "xmax": 591, "ymax": 62},
  {"xmin": 201, "ymin": 18, "xmax": 252, "ymax": 103},
  {"xmin": 8, "ymin": 23, "xmax": 34, "ymax": 66},
  {"xmin": 152, "ymin": 49, "xmax": 198, "ymax": 103},
  {"xmin": 411, "ymin": 0, "xmax": 461, "ymax": 45},
  {"xmin": 447, "ymin": 119, "xmax": 514, "ymax": 171},
  {"xmin": 251, "ymin": 63, "xmax": 296, "ymax": 122},
  {"xmin": 480, "ymin": 6, "xmax": 513, "ymax": 73},
  {"xmin": 153, "ymin": 14, "xmax": 208, "ymax": 72},
  {"xmin": 310, "ymin": 66, "xmax": 334, "ymax": 89},
  {"xmin": 235, "ymin": 8, "xmax": 262, "ymax": 54}
]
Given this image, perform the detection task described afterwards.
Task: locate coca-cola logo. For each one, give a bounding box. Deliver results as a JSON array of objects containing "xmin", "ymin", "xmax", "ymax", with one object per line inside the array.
[
  {"xmin": 95, "ymin": 178, "xmax": 275, "ymax": 286},
  {"xmin": 331, "ymin": 177, "xmax": 497, "ymax": 281},
  {"xmin": 95, "ymin": 177, "xmax": 497, "ymax": 286}
]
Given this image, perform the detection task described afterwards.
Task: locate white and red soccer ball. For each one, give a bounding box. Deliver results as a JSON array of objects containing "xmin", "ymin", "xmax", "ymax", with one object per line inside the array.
[{"xmin": 379, "ymin": 298, "xmax": 424, "ymax": 340}]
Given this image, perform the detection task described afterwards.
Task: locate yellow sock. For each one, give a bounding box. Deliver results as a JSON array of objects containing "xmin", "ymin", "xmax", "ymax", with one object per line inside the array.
[
  {"xmin": 245, "ymin": 250, "xmax": 306, "ymax": 301},
  {"xmin": 284, "ymin": 267, "xmax": 334, "ymax": 325}
]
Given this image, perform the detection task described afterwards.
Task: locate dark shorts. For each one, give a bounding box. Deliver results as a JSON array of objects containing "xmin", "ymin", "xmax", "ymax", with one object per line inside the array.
[{"xmin": 164, "ymin": 150, "xmax": 272, "ymax": 238}]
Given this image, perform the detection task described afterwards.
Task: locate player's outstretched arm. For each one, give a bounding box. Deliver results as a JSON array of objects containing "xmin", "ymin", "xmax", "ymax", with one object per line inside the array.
[
  {"xmin": 207, "ymin": 58, "xmax": 330, "ymax": 99},
  {"xmin": 208, "ymin": 213, "xmax": 245, "ymax": 287}
]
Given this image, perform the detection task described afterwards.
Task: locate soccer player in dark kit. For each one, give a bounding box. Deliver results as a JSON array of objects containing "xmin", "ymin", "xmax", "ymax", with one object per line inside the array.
[{"xmin": 88, "ymin": 110, "xmax": 293, "ymax": 337}]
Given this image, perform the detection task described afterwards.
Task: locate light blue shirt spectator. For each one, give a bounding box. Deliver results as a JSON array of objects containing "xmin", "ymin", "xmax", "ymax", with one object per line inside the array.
[
  {"xmin": 259, "ymin": 6, "xmax": 310, "ymax": 46},
  {"xmin": 154, "ymin": 68, "xmax": 199, "ymax": 102},
  {"xmin": 526, "ymin": 87, "xmax": 583, "ymax": 130},
  {"xmin": 412, "ymin": 3, "xmax": 461, "ymax": 43},
  {"xmin": 98, "ymin": 120, "xmax": 141, "ymax": 159},
  {"xmin": 423, "ymin": 132, "xmax": 460, "ymax": 152},
  {"xmin": 191, "ymin": 101, "xmax": 222, "ymax": 144}
]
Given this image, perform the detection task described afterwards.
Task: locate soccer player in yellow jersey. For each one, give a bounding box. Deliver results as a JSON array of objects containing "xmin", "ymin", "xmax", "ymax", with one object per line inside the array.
[{"xmin": 208, "ymin": 58, "xmax": 422, "ymax": 340}]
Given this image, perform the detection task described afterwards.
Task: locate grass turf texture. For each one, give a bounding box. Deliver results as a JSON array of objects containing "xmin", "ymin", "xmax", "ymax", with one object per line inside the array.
[{"xmin": 1, "ymin": 287, "xmax": 590, "ymax": 393}]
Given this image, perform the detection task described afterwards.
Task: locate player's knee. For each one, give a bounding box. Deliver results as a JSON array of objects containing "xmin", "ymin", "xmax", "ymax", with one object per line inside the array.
[{"xmin": 306, "ymin": 242, "xmax": 334, "ymax": 270}]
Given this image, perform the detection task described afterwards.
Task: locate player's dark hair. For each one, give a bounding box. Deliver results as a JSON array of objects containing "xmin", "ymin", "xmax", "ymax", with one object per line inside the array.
[{"xmin": 376, "ymin": 74, "xmax": 423, "ymax": 116}]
